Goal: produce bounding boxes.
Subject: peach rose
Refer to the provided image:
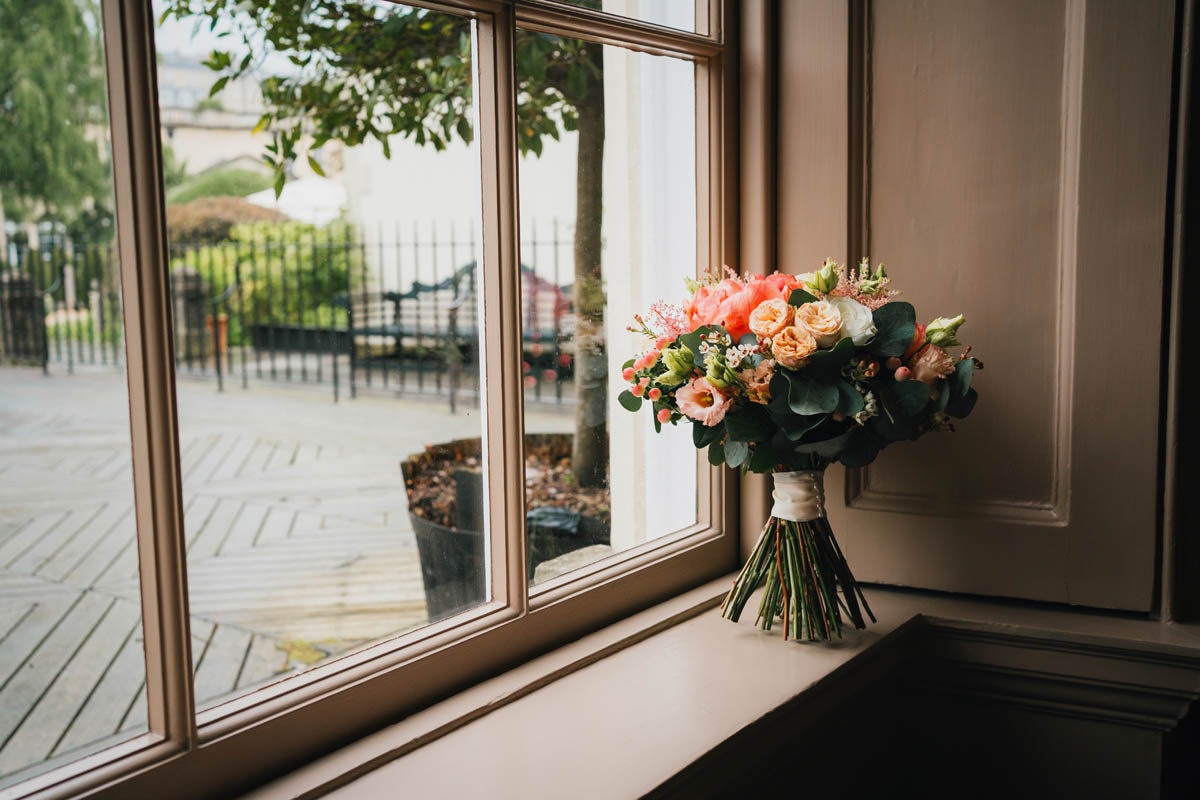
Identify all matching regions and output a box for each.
[908,344,955,385]
[770,326,818,369]
[747,298,794,339]
[675,376,733,426]
[794,300,844,347]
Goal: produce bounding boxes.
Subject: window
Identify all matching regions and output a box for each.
[0,1,733,796]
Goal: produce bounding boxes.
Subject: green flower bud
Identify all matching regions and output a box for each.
[797,258,840,294]
[705,356,739,389]
[858,263,889,295]
[656,344,694,386]
[925,314,966,347]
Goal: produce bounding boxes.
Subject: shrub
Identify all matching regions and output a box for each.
[169,220,361,346]
[166,196,289,243]
[165,167,274,205]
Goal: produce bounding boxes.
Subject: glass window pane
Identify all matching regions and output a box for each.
[516,33,699,584]
[0,1,148,786]
[548,0,698,34]
[152,0,489,711]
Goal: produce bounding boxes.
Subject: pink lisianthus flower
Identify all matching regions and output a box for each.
[908,344,955,385]
[737,359,776,405]
[675,376,733,426]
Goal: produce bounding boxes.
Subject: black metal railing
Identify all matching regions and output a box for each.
[0,220,578,408]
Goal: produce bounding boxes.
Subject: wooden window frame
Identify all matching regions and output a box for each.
[6,1,738,798]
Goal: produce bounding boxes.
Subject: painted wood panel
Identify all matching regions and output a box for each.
[779,0,1175,609]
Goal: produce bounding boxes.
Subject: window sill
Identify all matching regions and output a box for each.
[244,581,1200,799]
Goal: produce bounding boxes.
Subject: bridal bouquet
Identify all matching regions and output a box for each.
[618,259,981,642]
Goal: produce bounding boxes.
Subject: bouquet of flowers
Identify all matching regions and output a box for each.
[618,259,981,642]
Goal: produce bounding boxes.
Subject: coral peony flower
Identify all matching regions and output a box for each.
[685,277,785,340]
[770,326,818,369]
[794,300,844,347]
[908,344,955,385]
[675,377,733,426]
[748,298,794,339]
[763,272,802,294]
[827,296,876,345]
[684,278,743,331]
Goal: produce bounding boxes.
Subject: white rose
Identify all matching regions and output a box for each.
[827,296,876,346]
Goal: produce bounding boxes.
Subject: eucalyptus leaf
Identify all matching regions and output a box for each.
[747,442,777,473]
[835,381,866,417]
[708,440,725,466]
[788,288,819,307]
[786,372,839,415]
[692,420,725,448]
[724,440,750,468]
[884,380,931,419]
[948,357,974,401]
[945,386,978,419]
[724,405,774,443]
[838,428,885,467]
[792,429,854,457]
[871,301,916,357]
[806,337,856,377]
[618,390,642,413]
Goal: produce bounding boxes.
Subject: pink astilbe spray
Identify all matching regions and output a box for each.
[646,301,692,339]
[828,261,898,310]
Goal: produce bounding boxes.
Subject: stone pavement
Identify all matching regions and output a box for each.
[0,366,570,784]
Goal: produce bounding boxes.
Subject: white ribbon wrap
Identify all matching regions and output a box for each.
[770,470,826,522]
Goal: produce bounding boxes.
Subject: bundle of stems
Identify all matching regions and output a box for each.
[721,512,876,642]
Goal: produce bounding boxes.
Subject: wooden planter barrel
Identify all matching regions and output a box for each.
[402,434,609,622]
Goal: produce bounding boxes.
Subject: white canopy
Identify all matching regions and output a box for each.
[245,176,348,226]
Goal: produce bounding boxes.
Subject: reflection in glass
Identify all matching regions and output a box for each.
[152,0,488,710]
[552,0,697,34]
[0,0,148,785]
[516,33,699,584]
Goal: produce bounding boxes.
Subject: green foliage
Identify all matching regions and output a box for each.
[870,301,917,357]
[166,167,275,205]
[160,1,604,192]
[617,390,641,412]
[170,220,358,345]
[0,0,111,224]
[162,146,190,191]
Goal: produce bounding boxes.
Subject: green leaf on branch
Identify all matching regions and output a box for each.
[884,380,931,419]
[724,405,774,443]
[945,387,978,419]
[806,337,856,378]
[948,358,974,402]
[835,381,865,417]
[838,428,886,467]
[306,155,326,177]
[724,440,749,468]
[708,440,725,466]
[793,429,854,457]
[788,288,819,307]
[871,301,916,357]
[618,390,642,412]
[747,442,777,473]
[786,372,839,415]
[692,420,725,448]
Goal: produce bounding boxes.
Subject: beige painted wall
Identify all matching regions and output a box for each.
[778,0,1176,610]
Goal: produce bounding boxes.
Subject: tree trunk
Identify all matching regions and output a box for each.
[571,64,607,488]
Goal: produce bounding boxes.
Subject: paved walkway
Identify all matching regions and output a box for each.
[0,366,569,784]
